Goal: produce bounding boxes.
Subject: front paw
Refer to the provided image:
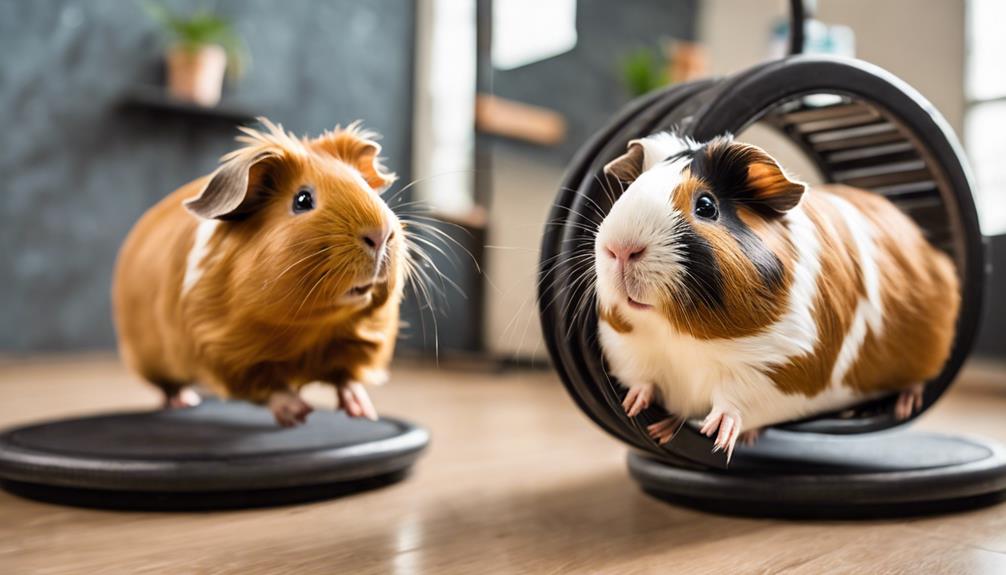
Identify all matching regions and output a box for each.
[647,417,683,445]
[622,383,656,417]
[268,390,313,427]
[337,382,378,421]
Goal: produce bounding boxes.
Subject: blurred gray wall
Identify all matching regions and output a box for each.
[0,0,415,352]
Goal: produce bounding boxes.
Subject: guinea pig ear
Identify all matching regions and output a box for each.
[603,132,699,184]
[353,140,397,191]
[184,149,280,220]
[311,124,397,191]
[603,142,645,183]
[748,155,808,214]
[744,148,807,214]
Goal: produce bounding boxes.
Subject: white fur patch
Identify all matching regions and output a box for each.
[182,218,219,295]
[827,194,884,388]
[629,132,701,172]
[595,156,692,307]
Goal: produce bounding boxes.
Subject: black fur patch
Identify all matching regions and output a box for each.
[686,138,785,290]
[689,138,762,208]
[672,221,725,309]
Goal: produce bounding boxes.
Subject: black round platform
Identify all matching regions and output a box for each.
[629,429,1006,519]
[0,399,429,510]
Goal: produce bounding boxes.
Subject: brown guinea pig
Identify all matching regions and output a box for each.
[113,118,406,426]
[595,132,960,459]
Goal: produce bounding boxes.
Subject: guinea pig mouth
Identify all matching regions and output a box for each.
[626,295,653,311]
[620,278,654,311]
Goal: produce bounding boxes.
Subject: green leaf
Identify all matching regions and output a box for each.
[620,47,669,98]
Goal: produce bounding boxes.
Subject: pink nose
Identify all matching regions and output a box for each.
[361,228,389,254]
[606,243,646,263]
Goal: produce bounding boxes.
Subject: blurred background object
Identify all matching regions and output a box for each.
[143,0,246,106]
[0,0,1002,364]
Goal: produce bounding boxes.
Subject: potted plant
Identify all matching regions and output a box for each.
[620,46,669,98]
[144,2,246,106]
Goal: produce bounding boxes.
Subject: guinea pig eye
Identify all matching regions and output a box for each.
[694,193,718,220]
[292,187,315,213]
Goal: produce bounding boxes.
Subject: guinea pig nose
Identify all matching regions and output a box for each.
[607,243,646,263]
[360,228,389,253]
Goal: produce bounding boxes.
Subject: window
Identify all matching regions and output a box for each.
[965,0,1006,235]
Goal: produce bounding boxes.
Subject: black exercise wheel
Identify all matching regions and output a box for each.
[537,54,1002,517]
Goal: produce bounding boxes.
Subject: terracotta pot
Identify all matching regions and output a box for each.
[166,44,227,106]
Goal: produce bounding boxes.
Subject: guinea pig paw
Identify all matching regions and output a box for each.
[268,391,314,427]
[894,383,925,421]
[700,407,742,462]
[337,382,378,421]
[646,417,683,445]
[622,383,656,417]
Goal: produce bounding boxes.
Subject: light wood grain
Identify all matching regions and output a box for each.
[1,355,1006,574]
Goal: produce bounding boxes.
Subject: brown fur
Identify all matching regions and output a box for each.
[766,185,958,397]
[834,186,959,394]
[768,190,863,396]
[599,305,633,334]
[113,119,405,404]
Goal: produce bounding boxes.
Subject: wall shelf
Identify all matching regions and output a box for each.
[118,85,259,124]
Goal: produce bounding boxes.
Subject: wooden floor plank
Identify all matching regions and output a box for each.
[1,355,1005,574]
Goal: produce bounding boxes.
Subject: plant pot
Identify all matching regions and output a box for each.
[166,43,227,106]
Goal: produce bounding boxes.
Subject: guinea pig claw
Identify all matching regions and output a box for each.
[894,383,925,420]
[338,382,378,421]
[622,383,655,417]
[268,391,313,427]
[646,417,682,445]
[701,407,742,463]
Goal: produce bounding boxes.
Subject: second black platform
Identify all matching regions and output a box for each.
[629,428,1006,519]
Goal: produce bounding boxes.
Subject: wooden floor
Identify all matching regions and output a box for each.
[2,356,1006,574]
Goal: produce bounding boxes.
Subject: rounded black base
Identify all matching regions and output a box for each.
[0,399,429,511]
[628,429,1006,519]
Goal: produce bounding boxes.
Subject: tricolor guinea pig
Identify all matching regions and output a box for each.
[113,118,405,426]
[595,132,960,459]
